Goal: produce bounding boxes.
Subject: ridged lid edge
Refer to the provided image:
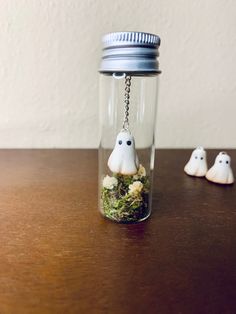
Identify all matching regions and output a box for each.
[102,32,160,48]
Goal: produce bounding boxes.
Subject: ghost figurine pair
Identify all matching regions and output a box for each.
[108,130,139,175]
[184,147,234,185]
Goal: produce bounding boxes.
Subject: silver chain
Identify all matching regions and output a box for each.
[122,75,131,131]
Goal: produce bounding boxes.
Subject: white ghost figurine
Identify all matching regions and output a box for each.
[206,152,234,184]
[184,147,208,177]
[108,131,139,175]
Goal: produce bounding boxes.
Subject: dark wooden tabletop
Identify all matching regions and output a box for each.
[0,149,235,314]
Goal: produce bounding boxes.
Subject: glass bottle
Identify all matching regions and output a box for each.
[98,32,161,223]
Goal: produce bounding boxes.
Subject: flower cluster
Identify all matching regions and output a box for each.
[133,164,146,180]
[102,175,118,190]
[128,181,143,195]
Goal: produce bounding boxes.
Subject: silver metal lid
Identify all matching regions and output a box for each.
[99,31,161,75]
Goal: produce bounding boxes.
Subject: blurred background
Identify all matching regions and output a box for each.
[0,0,235,148]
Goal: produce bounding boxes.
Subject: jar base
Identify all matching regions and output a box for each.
[100,210,151,224]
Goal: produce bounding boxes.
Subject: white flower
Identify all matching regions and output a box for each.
[103,175,118,190]
[138,164,146,177]
[128,181,143,195]
[133,164,146,180]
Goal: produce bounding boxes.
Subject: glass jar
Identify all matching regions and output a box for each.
[98,32,161,223]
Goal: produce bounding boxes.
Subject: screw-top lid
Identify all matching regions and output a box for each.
[99,31,161,75]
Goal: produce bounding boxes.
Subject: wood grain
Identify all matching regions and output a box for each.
[0,149,235,314]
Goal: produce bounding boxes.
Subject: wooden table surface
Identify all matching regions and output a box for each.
[0,149,235,314]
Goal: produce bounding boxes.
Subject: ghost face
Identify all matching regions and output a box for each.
[184,147,208,177]
[108,131,139,175]
[206,152,234,184]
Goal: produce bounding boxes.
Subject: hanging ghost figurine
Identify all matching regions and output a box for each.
[184,147,208,177]
[206,152,234,184]
[108,130,139,175]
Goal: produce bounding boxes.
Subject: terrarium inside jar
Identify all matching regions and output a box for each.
[98,32,161,223]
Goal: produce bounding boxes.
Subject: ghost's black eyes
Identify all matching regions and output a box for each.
[219,160,222,163]
[195,156,198,159]
[226,161,229,164]
[201,157,203,160]
[118,140,122,145]
[127,140,132,146]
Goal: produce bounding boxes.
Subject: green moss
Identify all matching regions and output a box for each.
[101,171,150,223]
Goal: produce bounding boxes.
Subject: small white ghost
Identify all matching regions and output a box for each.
[206,152,234,184]
[184,147,208,177]
[108,131,139,175]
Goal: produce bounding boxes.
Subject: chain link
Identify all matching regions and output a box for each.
[122,75,131,131]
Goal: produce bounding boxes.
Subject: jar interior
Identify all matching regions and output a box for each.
[99,73,158,223]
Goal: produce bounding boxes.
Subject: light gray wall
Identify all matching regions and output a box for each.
[0,0,235,148]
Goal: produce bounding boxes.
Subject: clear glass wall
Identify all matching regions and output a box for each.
[98,73,159,223]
